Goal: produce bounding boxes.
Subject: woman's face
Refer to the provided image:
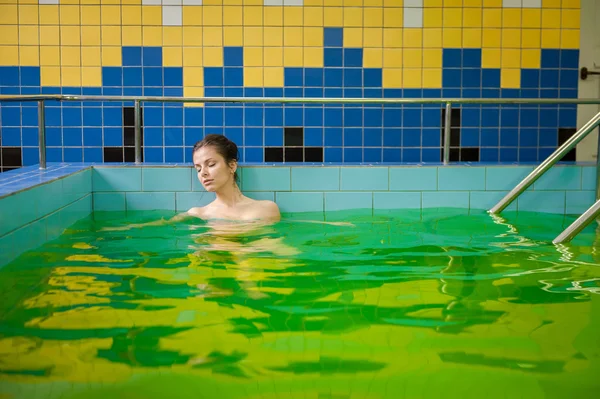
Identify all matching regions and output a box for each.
[193,146,236,192]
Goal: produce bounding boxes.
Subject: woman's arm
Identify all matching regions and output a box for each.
[100,211,195,231]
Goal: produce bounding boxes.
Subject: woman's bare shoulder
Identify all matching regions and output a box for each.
[252,200,280,221]
[188,205,210,219]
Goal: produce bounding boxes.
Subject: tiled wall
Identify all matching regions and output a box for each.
[0,0,582,170]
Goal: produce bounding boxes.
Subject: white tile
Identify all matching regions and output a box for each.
[264,0,284,5]
[38,0,59,4]
[284,0,304,5]
[522,0,542,7]
[404,0,423,7]
[183,0,203,5]
[163,5,182,26]
[403,7,423,28]
[163,0,182,5]
[142,0,162,5]
[503,0,522,7]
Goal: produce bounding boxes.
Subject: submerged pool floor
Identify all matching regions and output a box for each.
[0,210,599,398]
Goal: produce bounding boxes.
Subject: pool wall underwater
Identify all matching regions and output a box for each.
[0,162,597,267]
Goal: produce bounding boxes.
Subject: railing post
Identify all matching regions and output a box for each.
[596,123,600,201]
[134,99,142,164]
[443,102,452,165]
[38,100,46,170]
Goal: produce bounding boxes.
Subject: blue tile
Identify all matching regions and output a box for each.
[224,47,243,67]
[20,66,40,86]
[324,127,342,146]
[325,48,343,67]
[123,67,142,86]
[164,67,183,87]
[518,191,565,214]
[422,192,469,209]
[344,148,362,162]
[499,148,518,162]
[364,128,382,146]
[566,191,594,214]
[443,69,461,88]
[284,67,303,86]
[93,168,141,192]
[343,68,362,87]
[560,69,578,89]
[165,147,184,163]
[204,67,224,86]
[443,49,462,68]
[245,127,263,146]
[500,108,518,127]
[165,127,183,145]
[463,49,481,68]
[422,108,441,128]
[205,108,224,126]
[364,108,382,128]
[383,108,402,127]
[1,127,20,146]
[462,108,480,127]
[389,167,437,191]
[343,128,361,146]
[374,192,421,210]
[224,68,243,86]
[519,108,539,128]
[364,68,382,87]
[364,148,382,162]
[142,47,162,66]
[0,67,19,86]
[242,167,290,191]
[324,69,343,87]
[535,166,581,190]
[126,192,175,211]
[461,128,479,146]
[541,49,560,68]
[83,147,102,162]
[1,107,20,126]
[481,108,499,127]
[62,107,82,126]
[63,127,83,146]
[521,69,539,88]
[305,127,323,146]
[325,147,342,162]
[245,107,263,127]
[560,49,579,69]
[582,167,596,190]
[383,148,401,162]
[402,108,421,127]
[438,168,485,191]
[463,69,481,88]
[122,46,142,66]
[538,128,557,147]
[343,108,362,127]
[93,192,126,211]
[263,127,282,146]
[82,107,102,127]
[104,127,123,146]
[402,148,420,162]
[519,128,538,147]
[558,106,576,127]
[324,107,343,127]
[344,48,363,67]
[485,166,534,190]
[184,108,203,126]
[276,192,324,213]
[325,192,372,211]
[519,148,537,162]
[324,27,343,47]
[541,69,559,88]
[341,167,388,191]
[304,68,323,87]
[403,128,420,147]
[22,147,39,165]
[284,107,303,125]
[224,107,243,126]
[469,191,516,211]
[500,128,518,146]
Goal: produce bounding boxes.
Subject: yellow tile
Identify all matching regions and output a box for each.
[183,27,202,46]
[501,69,520,89]
[364,48,383,67]
[82,26,101,46]
[383,28,402,48]
[483,0,502,5]
[383,69,402,88]
[183,6,203,26]
[0,6,16,25]
[403,49,422,68]
[422,69,442,88]
[561,29,579,49]
[343,7,362,27]
[81,47,101,66]
[324,0,343,4]
[403,69,422,89]
[183,47,203,66]
[444,0,462,6]
[463,28,482,48]
[464,0,483,5]
[502,9,521,28]
[298,27,319,47]
[143,26,162,46]
[443,8,462,28]
[501,49,520,68]
[264,47,283,66]
[463,8,482,28]
[61,46,80,67]
[163,47,182,66]
[183,87,204,107]
[122,5,142,25]
[59,5,79,25]
[306,0,325,5]
[522,9,541,29]
[364,7,383,27]
[383,7,402,27]
[19,26,39,46]
[542,0,561,6]
[404,29,423,47]
[244,6,263,26]
[263,67,283,87]
[0,26,18,46]
[562,0,580,8]
[482,9,501,28]
[18,5,39,25]
[502,29,521,48]
[40,46,60,66]
[561,9,580,29]
[184,66,204,86]
[304,47,323,67]
[62,67,81,86]
[284,47,303,67]
[324,7,342,26]
[224,6,242,25]
[541,9,560,29]
[344,0,362,5]
[101,46,121,66]
[284,27,303,46]
[542,29,560,48]
[101,5,121,25]
[521,49,541,68]
[244,47,263,67]
[243,27,263,46]
[41,66,61,86]
[81,67,101,86]
[0,46,18,66]
[19,46,39,66]
[244,67,263,86]
[423,49,442,67]
[204,27,223,46]
[203,6,223,26]
[142,6,162,25]
[423,28,442,48]
[304,7,323,27]
[264,27,283,46]
[122,26,142,46]
[39,5,59,25]
[61,26,81,46]
[81,6,101,25]
[205,0,226,5]
[481,48,501,68]
[163,27,182,46]
[423,0,443,5]
[203,47,223,66]
[482,28,501,47]
[364,28,383,47]
[264,6,283,26]
[285,7,303,26]
[344,27,363,47]
[423,8,442,28]
[224,27,243,46]
[383,48,402,67]
[521,30,540,48]
[442,28,461,48]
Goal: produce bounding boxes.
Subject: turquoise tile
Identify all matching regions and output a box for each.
[191,168,244,191]
[340,167,388,191]
[581,167,596,190]
[242,167,290,191]
[11,219,46,257]
[325,192,372,211]
[45,210,63,242]
[469,191,517,211]
[438,168,485,191]
[566,191,595,215]
[245,192,275,201]
[374,192,421,209]
[142,167,192,192]
[485,166,535,191]
[518,191,565,214]
[0,193,21,236]
[422,192,469,208]
[292,167,340,191]
[36,180,66,217]
[276,192,324,213]
[93,167,142,192]
[176,192,216,212]
[534,166,581,191]
[0,233,14,267]
[62,169,92,204]
[62,195,92,227]
[126,192,176,211]
[389,167,437,191]
[93,193,126,211]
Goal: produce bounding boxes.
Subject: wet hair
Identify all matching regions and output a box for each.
[192,134,239,182]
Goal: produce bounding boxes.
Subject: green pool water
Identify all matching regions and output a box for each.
[0,209,599,399]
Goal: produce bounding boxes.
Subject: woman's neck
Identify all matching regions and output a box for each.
[215,182,244,208]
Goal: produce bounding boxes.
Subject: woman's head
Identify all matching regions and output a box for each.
[192,134,239,192]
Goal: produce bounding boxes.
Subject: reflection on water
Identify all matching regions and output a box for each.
[0,210,599,398]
